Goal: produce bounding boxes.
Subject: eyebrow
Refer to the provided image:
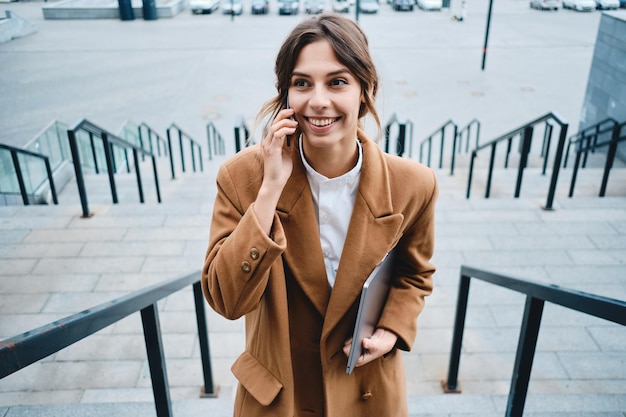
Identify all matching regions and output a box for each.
[291,69,351,78]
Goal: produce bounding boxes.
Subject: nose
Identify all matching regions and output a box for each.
[309,86,330,109]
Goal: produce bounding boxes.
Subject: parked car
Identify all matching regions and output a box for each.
[221,0,244,14]
[305,0,325,13]
[251,0,270,13]
[594,0,619,8]
[529,0,559,9]
[358,0,379,13]
[332,0,350,12]
[190,0,220,13]
[562,0,595,10]
[392,0,414,11]
[416,0,442,10]
[278,0,300,13]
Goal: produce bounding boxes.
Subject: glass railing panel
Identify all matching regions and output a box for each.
[0,148,20,193]
[24,121,70,173]
[17,152,47,193]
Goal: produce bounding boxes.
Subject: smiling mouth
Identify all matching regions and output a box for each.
[306,117,340,127]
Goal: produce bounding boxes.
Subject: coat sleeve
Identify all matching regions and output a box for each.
[377,167,438,351]
[201,163,287,320]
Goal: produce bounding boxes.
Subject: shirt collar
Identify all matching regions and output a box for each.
[299,136,363,187]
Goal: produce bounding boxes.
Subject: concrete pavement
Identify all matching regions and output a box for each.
[0,1,625,415]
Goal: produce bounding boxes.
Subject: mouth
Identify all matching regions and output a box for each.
[305,116,341,128]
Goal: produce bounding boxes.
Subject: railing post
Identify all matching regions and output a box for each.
[10,150,29,206]
[450,125,458,176]
[506,296,544,417]
[179,129,186,173]
[133,149,145,203]
[193,282,216,396]
[67,129,91,218]
[544,122,568,210]
[438,125,445,169]
[166,129,175,180]
[514,126,533,198]
[44,157,59,205]
[206,124,214,161]
[466,151,476,199]
[485,143,497,198]
[89,132,99,174]
[234,123,242,153]
[152,155,162,203]
[442,272,471,393]
[599,125,619,197]
[190,140,196,172]
[541,123,553,175]
[141,303,173,417]
[102,133,119,204]
[397,122,406,157]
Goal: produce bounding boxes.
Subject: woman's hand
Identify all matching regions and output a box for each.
[253,108,298,235]
[343,328,398,369]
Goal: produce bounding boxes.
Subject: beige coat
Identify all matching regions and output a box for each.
[202,131,438,417]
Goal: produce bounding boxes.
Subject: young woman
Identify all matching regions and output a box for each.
[202,13,438,417]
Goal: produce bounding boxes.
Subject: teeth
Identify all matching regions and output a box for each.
[309,118,335,127]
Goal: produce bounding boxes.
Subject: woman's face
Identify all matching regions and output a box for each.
[288,39,363,153]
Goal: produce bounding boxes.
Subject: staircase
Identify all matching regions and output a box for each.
[1,140,625,416]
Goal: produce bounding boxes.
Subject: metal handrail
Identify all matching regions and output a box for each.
[0,271,216,417]
[140,122,169,159]
[383,113,414,157]
[0,143,59,206]
[443,265,626,417]
[206,122,225,159]
[563,117,618,168]
[166,124,204,179]
[67,119,162,218]
[234,115,252,153]
[457,118,481,154]
[466,112,568,210]
[568,120,626,198]
[418,119,458,174]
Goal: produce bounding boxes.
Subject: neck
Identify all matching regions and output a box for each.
[303,140,359,179]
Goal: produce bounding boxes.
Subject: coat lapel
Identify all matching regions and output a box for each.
[277,146,331,317]
[322,134,404,338]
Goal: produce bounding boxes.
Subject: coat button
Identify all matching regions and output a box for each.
[241,261,251,273]
[250,248,259,260]
[361,391,372,400]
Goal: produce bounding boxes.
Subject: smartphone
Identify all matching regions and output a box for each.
[285,96,292,147]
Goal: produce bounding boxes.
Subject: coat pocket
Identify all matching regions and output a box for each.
[231,351,283,406]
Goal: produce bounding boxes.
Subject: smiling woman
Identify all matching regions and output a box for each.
[201,12,438,417]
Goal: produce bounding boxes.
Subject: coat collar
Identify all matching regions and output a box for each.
[277,129,404,334]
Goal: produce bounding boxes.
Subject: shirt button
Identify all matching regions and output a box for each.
[361,391,373,400]
[241,261,251,273]
[250,248,259,260]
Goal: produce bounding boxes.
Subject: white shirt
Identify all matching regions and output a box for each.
[299,138,363,288]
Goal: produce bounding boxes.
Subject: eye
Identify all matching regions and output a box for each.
[292,79,308,88]
[330,78,348,86]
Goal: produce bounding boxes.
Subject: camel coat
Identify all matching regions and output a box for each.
[202,130,438,417]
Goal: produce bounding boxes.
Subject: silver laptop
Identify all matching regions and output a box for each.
[346,249,397,375]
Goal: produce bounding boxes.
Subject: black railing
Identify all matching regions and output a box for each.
[443,265,626,417]
[568,120,625,197]
[419,119,458,174]
[0,271,216,417]
[234,116,251,153]
[67,119,162,218]
[140,122,169,159]
[0,143,59,206]
[166,124,204,179]
[384,113,413,157]
[466,112,568,210]
[206,122,225,160]
[457,118,481,154]
[563,118,617,169]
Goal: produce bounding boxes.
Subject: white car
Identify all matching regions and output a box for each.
[562,0,595,10]
[594,0,619,8]
[332,0,350,11]
[221,0,244,14]
[529,0,559,9]
[190,0,220,13]
[417,0,442,9]
[358,0,380,13]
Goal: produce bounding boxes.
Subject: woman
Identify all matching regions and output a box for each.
[202,13,438,417]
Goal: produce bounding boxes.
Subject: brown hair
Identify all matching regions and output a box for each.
[256,13,381,138]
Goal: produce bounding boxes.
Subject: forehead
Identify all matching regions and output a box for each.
[293,39,348,75]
